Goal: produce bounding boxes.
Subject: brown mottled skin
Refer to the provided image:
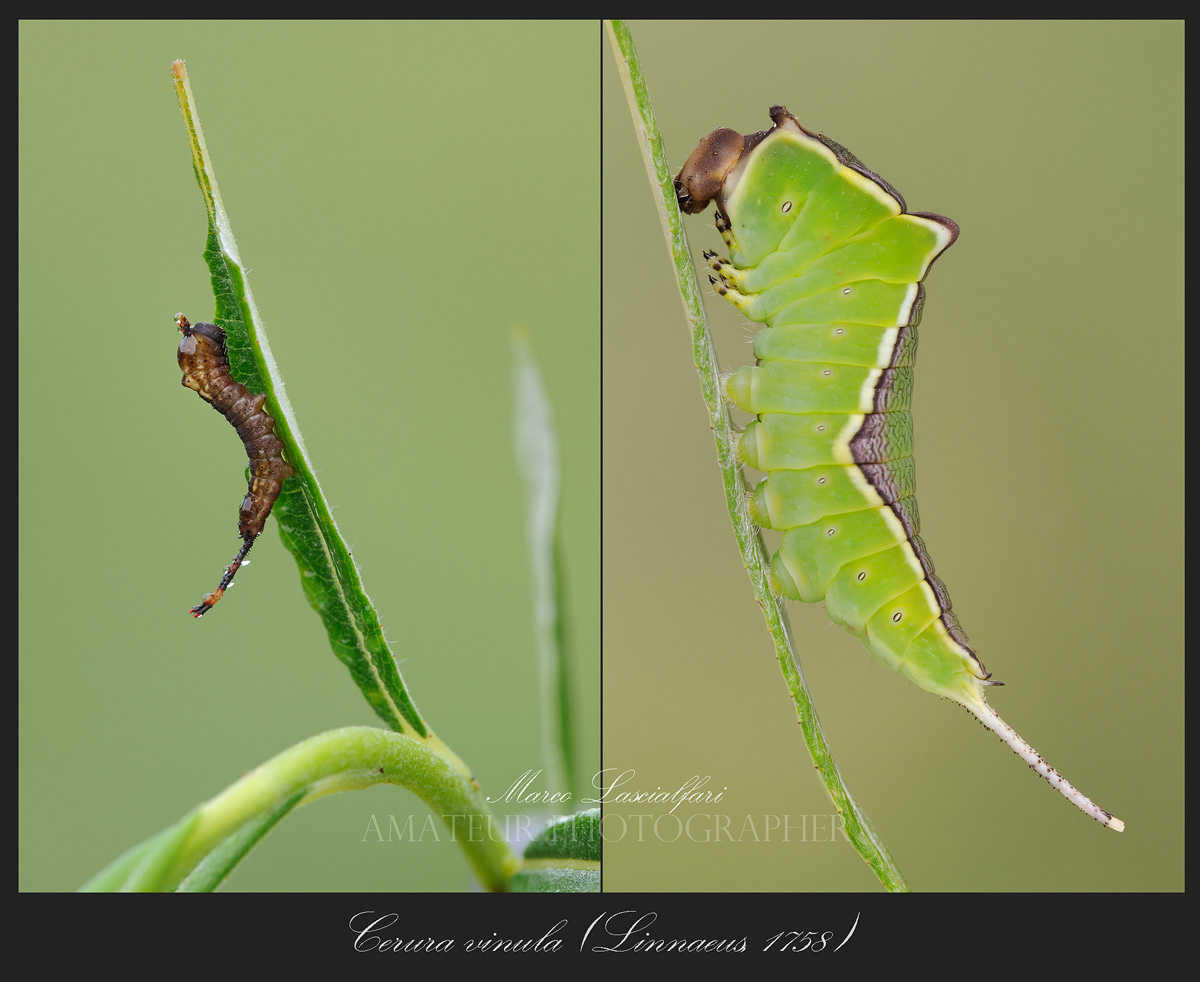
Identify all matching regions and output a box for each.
[176,314,294,615]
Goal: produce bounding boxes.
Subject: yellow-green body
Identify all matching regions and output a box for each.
[679,105,980,706]
[674,106,1123,830]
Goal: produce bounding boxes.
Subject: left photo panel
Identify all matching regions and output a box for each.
[19,21,599,892]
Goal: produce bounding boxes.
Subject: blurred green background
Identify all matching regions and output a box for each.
[19,20,1183,897]
[19,21,598,890]
[604,20,1182,891]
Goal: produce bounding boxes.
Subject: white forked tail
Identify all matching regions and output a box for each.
[965,696,1124,831]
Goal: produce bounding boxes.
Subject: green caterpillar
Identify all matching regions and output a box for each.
[675,105,1122,831]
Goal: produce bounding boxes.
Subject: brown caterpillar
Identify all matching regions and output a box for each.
[176,313,294,617]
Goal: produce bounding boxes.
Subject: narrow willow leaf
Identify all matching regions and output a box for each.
[509,809,600,893]
[511,327,573,795]
[605,20,909,892]
[521,808,600,862]
[176,790,307,893]
[170,60,471,770]
[78,811,203,893]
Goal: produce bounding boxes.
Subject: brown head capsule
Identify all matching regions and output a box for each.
[674,126,746,214]
[176,312,295,617]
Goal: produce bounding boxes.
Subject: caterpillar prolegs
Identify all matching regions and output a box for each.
[675,106,1123,831]
[175,313,294,617]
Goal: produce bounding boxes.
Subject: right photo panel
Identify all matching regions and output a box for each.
[602,20,1181,892]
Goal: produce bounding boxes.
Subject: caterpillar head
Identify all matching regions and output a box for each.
[674,126,745,214]
[176,313,229,396]
[176,312,225,347]
[676,107,817,216]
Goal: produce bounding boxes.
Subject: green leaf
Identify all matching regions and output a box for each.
[510,809,600,892]
[170,60,465,764]
[156,62,522,889]
[508,867,600,893]
[176,791,306,893]
[522,808,600,862]
[78,810,203,892]
[511,328,574,794]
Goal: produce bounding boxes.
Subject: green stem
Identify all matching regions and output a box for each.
[83,727,521,892]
